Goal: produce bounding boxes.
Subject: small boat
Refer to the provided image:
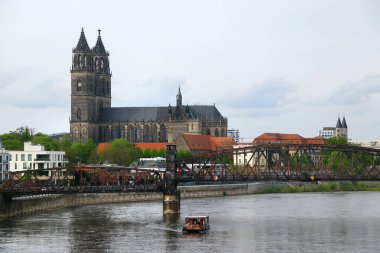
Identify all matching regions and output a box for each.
[182,216,210,234]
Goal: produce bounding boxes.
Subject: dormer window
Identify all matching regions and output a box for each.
[77,81,82,92]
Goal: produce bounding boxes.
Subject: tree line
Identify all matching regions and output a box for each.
[0,126,192,167]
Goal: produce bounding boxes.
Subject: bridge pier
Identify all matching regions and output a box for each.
[163,190,180,214]
[163,144,180,214]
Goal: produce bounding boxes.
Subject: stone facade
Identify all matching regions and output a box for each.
[70,29,228,143]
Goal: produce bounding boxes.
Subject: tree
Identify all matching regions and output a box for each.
[326,137,348,146]
[10,126,35,142]
[70,139,97,165]
[58,134,73,152]
[0,133,23,150]
[102,139,141,166]
[177,149,192,158]
[31,134,58,151]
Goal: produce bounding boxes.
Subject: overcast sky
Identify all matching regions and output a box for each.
[0,0,379,140]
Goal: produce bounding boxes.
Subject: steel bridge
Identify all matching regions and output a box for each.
[1,144,380,197]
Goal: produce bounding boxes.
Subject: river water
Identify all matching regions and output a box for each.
[1,192,380,253]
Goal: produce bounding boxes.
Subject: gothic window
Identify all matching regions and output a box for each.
[77,81,82,92]
[136,125,142,142]
[100,58,104,70]
[152,124,158,142]
[77,54,82,67]
[95,57,99,70]
[77,108,81,120]
[84,55,87,67]
[206,128,211,135]
[143,124,151,142]
[221,129,225,137]
[127,125,135,142]
[214,128,219,137]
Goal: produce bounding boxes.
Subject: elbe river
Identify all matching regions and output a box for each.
[1,192,380,252]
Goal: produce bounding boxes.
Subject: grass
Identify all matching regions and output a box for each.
[255,181,380,194]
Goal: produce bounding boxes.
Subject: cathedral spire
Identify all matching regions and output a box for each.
[176,86,182,106]
[342,116,347,128]
[74,27,90,52]
[93,28,107,55]
[336,116,342,128]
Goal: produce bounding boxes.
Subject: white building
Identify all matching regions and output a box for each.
[8,142,68,176]
[319,127,336,139]
[0,139,10,181]
[318,116,348,139]
[350,140,380,150]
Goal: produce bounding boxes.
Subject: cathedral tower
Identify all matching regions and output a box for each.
[70,28,111,143]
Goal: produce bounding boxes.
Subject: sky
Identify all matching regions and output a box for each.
[0,0,379,141]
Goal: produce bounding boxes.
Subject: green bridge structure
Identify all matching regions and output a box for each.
[1,143,380,214]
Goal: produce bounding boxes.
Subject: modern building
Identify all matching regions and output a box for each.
[318,127,336,139]
[70,29,228,144]
[227,129,240,143]
[319,116,348,139]
[0,139,10,181]
[8,142,68,177]
[350,140,380,150]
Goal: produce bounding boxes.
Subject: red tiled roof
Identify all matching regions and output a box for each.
[134,142,168,151]
[254,133,305,144]
[182,134,235,151]
[254,133,326,145]
[305,137,326,145]
[182,135,211,150]
[209,137,235,151]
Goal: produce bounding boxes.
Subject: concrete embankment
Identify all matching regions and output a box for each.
[0,182,275,218]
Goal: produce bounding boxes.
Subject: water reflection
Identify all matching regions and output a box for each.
[1,192,380,252]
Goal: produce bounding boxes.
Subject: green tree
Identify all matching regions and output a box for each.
[102,139,141,166]
[177,149,192,158]
[326,137,348,146]
[11,126,35,142]
[0,133,23,150]
[31,134,58,151]
[58,134,73,152]
[70,139,97,165]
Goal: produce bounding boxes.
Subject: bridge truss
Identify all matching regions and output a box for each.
[177,144,380,182]
[2,144,380,196]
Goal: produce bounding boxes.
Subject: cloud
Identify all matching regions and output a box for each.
[329,75,380,105]
[113,76,186,107]
[0,68,69,108]
[221,79,298,109]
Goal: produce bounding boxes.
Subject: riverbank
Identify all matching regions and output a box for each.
[2,181,380,218]
[255,181,380,194]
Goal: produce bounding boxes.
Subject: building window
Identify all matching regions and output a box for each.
[21,154,25,161]
[77,81,82,92]
[77,108,81,120]
[15,163,17,170]
[28,154,32,161]
[16,154,18,161]
[23,162,27,170]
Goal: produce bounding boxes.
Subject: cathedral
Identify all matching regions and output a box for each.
[70,29,228,143]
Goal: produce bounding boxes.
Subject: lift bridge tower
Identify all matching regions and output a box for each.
[163,144,180,214]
